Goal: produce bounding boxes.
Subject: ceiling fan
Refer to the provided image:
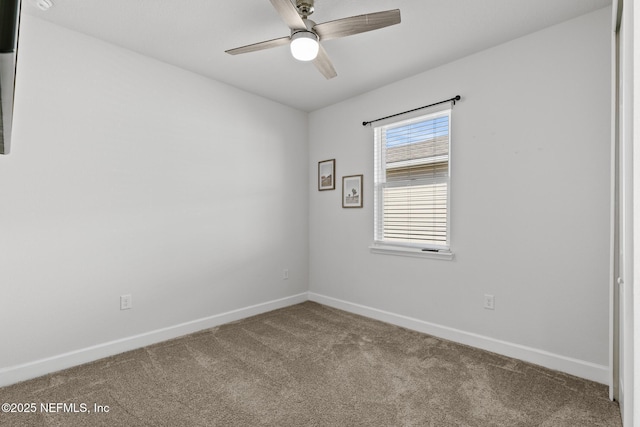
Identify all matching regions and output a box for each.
[225,0,401,80]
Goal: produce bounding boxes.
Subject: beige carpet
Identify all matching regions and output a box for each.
[0,302,621,426]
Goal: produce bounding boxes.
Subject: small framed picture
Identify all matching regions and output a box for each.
[318,159,336,191]
[342,175,363,208]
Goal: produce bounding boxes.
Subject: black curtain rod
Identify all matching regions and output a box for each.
[362,95,461,127]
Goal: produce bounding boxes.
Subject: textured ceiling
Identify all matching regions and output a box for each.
[22,0,611,112]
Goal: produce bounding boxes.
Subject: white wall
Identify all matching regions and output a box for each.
[0,16,309,383]
[309,8,612,381]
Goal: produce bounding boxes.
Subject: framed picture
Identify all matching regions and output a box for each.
[318,159,336,191]
[342,175,363,208]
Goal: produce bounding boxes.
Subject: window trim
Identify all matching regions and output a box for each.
[372,109,453,257]
[369,243,454,260]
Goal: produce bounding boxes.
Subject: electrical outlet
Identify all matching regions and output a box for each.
[120,294,132,310]
[283,269,289,280]
[484,294,495,310]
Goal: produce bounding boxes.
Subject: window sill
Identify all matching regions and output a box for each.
[369,244,454,260]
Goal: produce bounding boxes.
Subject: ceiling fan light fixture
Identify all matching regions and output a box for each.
[290,31,319,61]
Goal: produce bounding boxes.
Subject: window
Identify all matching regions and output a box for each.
[373,110,451,254]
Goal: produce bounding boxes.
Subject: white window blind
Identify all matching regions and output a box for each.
[374,110,451,250]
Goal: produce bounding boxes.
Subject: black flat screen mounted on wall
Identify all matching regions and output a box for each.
[0,0,21,155]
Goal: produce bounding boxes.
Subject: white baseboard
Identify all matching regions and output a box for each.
[0,293,308,387]
[308,292,610,385]
[1,291,610,387]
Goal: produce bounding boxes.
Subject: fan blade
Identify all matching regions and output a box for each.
[225,36,290,55]
[314,9,401,41]
[269,0,306,30]
[313,44,337,80]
